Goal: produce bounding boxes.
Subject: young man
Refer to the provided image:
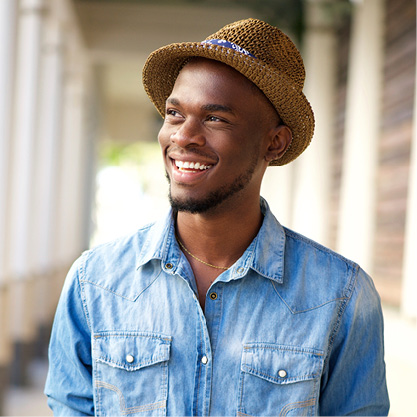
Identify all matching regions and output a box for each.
[45,18,389,416]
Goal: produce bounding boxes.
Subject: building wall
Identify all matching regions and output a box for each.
[374,0,416,305]
[331,0,416,307]
[330,12,351,252]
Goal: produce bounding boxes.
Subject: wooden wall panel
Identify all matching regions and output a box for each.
[374,0,415,306]
[329,16,351,251]
[331,0,415,306]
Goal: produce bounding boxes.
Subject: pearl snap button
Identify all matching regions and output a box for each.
[209,292,218,300]
[237,267,245,274]
[126,354,134,363]
[165,263,173,269]
[201,356,208,365]
[278,369,287,378]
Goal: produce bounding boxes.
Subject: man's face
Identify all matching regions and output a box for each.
[158,58,280,214]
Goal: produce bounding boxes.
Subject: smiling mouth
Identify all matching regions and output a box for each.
[174,160,213,172]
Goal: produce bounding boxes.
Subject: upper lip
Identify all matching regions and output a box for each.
[168,151,218,167]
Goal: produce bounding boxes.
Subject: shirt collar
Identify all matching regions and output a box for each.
[135,209,179,271]
[230,198,285,284]
[136,198,286,284]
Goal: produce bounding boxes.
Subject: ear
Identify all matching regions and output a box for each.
[264,125,292,163]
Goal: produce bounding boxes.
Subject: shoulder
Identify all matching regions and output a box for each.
[283,227,358,277]
[69,221,162,297]
[279,227,368,313]
[83,221,157,267]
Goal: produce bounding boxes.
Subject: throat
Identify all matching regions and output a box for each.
[176,235,230,271]
[192,264,224,311]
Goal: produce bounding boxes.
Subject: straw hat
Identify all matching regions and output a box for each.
[142,18,315,166]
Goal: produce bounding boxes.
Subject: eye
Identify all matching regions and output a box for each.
[166,109,181,118]
[165,109,184,124]
[206,115,225,123]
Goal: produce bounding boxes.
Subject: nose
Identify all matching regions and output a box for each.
[170,118,206,148]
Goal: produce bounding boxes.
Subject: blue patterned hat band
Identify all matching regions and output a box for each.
[201,39,257,59]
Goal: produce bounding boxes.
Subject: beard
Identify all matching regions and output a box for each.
[166,152,259,214]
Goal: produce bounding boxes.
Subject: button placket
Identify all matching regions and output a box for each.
[194,304,213,416]
[209,292,218,300]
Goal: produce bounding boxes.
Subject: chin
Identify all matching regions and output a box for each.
[167,163,258,214]
[169,193,221,214]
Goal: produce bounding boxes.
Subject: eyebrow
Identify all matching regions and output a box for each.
[201,103,234,113]
[166,98,234,114]
[166,97,180,106]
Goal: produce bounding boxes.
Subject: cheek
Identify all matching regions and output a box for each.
[240,132,264,158]
[158,125,170,148]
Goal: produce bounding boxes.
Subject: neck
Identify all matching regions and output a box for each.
[175,197,263,268]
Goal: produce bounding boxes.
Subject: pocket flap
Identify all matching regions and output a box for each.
[93,331,171,371]
[241,343,323,384]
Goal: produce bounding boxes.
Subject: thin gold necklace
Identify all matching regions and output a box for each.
[176,236,229,270]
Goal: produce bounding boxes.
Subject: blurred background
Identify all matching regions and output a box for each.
[0,0,416,415]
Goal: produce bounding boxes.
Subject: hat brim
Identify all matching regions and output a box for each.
[142,41,315,166]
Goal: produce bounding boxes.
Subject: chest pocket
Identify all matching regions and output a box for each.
[93,331,171,417]
[238,343,323,417]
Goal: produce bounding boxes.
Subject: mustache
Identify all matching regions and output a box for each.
[167,146,218,161]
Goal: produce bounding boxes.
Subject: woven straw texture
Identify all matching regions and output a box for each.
[142,18,315,166]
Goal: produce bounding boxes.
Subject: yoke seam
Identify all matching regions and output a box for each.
[323,263,359,373]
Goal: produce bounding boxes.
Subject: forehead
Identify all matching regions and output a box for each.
[173,59,254,95]
[169,58,271,111]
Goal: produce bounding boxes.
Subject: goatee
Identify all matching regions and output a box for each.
[166,155,258,214]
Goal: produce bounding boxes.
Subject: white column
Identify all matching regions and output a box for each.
[32,16,66,332]
[0,0,18,281]
[401,67,417,319]
[9,0,46,280]
[8,0,46,351]
[33,19,64,275]
[0,0,18,370]
[336,0,384,272]
[291,0,337,246]
[56,53,91,268]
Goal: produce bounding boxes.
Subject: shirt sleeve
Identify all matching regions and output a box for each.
[319,267,390,416]
[44,254,95,416]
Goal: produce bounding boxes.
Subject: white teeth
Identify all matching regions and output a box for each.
[175,160,212,171]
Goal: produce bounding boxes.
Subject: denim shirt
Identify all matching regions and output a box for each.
[45,199,389,416]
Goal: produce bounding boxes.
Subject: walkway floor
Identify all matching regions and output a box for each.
[3,360,51,416]
[2,305,416,416]
[383,306,417,416]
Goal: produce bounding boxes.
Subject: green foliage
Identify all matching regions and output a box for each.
[99,141,161,168]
